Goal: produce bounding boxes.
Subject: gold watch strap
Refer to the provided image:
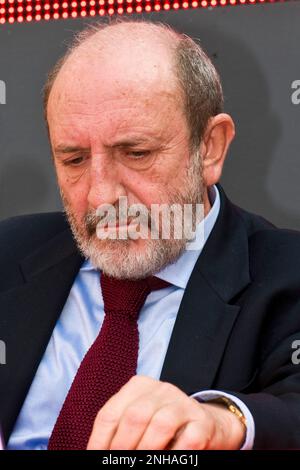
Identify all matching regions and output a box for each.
[209,396,247,427]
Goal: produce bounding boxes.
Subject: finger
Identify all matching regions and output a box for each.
[169,420,212,450]
[135,400,194,450]
[87,375,158,450]
[108,396,161,450]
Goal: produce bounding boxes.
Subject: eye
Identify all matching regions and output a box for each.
[127,150,151,159]
[63,156,86,166]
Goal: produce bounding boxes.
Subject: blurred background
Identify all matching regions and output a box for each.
[0,2,300,228]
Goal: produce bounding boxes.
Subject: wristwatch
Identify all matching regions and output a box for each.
[209,396,247,428]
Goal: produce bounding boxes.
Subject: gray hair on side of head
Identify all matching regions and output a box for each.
[43,18,224,152]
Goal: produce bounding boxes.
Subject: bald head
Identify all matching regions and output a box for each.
[73,20,180,57]
[48,22,182,125]
[44,19,223,151]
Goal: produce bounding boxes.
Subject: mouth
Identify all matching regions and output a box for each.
[103,219,140,228]
[95,218,151,241]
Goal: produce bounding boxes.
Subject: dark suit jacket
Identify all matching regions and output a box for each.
[1,186,300,449]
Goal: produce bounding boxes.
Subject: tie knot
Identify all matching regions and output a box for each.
[100,274,170,320]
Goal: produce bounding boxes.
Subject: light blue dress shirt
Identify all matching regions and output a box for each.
[7,186,254,450]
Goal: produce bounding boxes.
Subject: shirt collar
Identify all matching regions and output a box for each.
[81,185,221,290]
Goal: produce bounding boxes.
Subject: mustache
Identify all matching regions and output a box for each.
[84,203,152,237]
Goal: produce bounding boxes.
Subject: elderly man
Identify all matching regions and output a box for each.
[1,19,300,451]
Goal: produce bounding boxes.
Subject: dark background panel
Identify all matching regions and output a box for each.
[0,3,300,228]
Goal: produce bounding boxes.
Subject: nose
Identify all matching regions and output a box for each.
[87,153,126,210]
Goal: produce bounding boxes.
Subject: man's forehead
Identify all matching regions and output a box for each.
[48,77,186,150]
[54,64,174,104]
[48,60,182,130]
[49,92,184,151]
[48,86,181,125]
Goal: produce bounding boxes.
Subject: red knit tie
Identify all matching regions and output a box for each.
[48,273,170,450]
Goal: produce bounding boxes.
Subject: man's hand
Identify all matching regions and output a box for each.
[87,376,246,450]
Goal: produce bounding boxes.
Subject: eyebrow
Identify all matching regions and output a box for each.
[54,138,153,156]
[111,138,152,148]
[53,146,90,155]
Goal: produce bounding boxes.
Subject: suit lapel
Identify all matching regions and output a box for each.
[0,228,83,442]
[160,186,251,394]
[159,274,241,394]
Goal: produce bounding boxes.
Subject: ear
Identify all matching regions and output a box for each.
[200,113,235,187]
